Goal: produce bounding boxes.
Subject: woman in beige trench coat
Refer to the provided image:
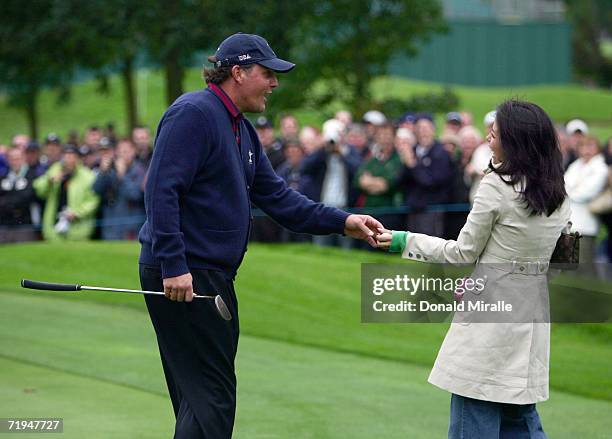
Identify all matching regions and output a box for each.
[377,100,570,438]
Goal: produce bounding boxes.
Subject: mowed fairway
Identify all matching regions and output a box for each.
[0,242,611,438]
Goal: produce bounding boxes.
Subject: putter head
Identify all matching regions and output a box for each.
[214,295,232,321]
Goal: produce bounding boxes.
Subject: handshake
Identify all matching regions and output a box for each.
[342,214,394,250]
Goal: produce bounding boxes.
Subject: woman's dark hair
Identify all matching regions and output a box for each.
[493,99,567,216]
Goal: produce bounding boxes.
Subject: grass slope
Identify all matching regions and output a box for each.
[0,68,610,144]
[0,241,610,402]
[1,283,611,438]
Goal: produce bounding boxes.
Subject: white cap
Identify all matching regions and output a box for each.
[484,111,496,127]
[566,119,589,135]
[362,110,387,126]
[322,119,345,143]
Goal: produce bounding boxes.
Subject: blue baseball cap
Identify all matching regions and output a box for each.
[211,33,295,73]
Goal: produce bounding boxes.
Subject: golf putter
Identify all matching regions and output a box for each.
[21,279,232,321]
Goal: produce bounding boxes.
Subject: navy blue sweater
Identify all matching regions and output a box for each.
[399,141,454,211]
[139,87,348,279]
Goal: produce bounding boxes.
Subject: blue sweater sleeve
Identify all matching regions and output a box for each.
[250,146,348,235]
[145,103,210,278]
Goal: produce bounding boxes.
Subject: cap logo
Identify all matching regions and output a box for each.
[238,54,252,61]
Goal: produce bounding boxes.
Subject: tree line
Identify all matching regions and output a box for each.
[0,0,445,138]
[1,1,608,140]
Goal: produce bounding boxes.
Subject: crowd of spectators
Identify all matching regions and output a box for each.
[1,110,611,265]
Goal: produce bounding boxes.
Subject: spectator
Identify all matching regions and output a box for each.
[25,141,48,177]
[250,116,287,242]
[0,150,8,177]
[599,137,612,262]
[397,112,416,132]
[566,119,588,151]
[460,111,474,127]
[440,133,461,157]
[132,125,152,166]
[0,148,39,243]
[277,140,306,191]
[345,123,371,160]
[93,138,145,240]
[11,134,30,151]
[84,126,102,149]
[564,135,609,268]
[105,122,118,145]
[443,111,463,135]
[79,126,103,169]
[466,112,495,202]
[255,116,285,170]
[443,128,481,239]
[33,145,99,241]
[42,133,63,167]
[79,145,100,170]
[355,122,404,230]
[362,110,387,143]
[67,130,80,146]
[397,116,454,237]
[298,125,323,156]
[90,140,115,238]
[279,113,299,143]
[459,126,484,180]
[250,116,288,242]
[335,110,353,127]
[556,124,575,170]
[276,140,311,242]
[301,119,362,248]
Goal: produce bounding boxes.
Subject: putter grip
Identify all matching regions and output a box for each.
[21,279,81,291]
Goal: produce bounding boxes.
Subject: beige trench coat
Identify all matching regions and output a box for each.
[400,168,570,404]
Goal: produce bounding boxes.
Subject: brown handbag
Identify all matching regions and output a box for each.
[550,222,581,269]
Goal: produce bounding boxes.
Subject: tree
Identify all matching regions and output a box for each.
[565,0,612,86]
[142,0,230,105]
[0,0,124,139]
[97,0,150,132]
[0,1,75,139]
[266,0,446,116]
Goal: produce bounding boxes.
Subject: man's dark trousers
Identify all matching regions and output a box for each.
[139,264,240,439]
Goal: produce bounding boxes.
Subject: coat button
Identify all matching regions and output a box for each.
[416,254,422,259]
[408,252,414,257]
[519,266,525,271]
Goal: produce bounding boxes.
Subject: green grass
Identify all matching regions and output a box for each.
[0,241,610,437]
[0,68,610,145]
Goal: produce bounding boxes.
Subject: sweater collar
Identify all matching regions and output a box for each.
[208,83,242,119]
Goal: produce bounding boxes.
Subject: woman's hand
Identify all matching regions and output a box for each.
[375,227,393,250]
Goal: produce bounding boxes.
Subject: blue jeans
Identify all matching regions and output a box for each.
[449,394,547,439]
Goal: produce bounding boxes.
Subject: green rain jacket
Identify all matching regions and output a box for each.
[33,163,100,240]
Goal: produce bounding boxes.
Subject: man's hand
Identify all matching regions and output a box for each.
[163,272,194,302]
[344,214,384,247]
[397,142,417,168]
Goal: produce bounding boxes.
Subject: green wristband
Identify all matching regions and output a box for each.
[389,231,408,253]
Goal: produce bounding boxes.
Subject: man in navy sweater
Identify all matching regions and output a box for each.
[138,33,382,439]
